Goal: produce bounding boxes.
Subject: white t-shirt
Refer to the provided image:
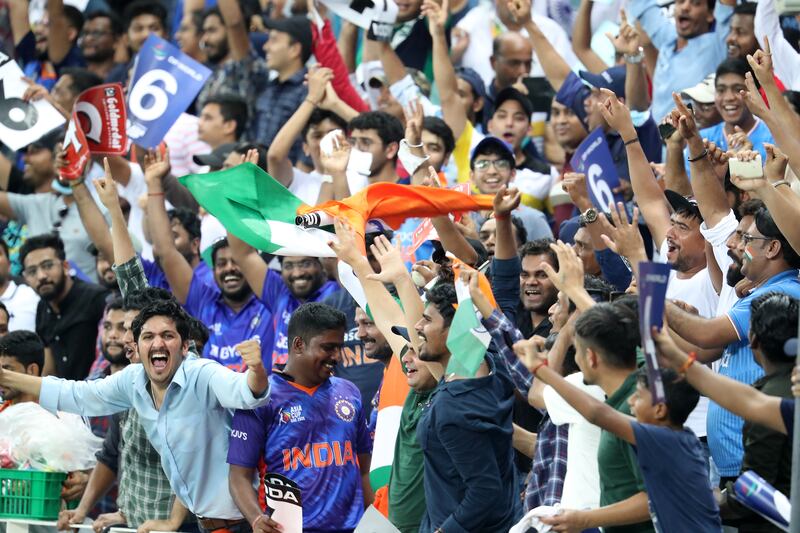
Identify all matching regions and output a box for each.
[456,3,578,87]
[699,210,739,317]
[0,280,40,332]
[543,372,604,510]
[290,168,324,206]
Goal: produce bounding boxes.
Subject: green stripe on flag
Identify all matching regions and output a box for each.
[445,277,490,377]
[178,163,335,257]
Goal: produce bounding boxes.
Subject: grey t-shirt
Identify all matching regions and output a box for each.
[8,192,106,282]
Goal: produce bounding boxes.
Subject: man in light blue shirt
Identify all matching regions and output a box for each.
[0,299,270,527]
[629,0,735,121]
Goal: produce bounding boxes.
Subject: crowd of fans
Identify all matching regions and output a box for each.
[2,0,800,531]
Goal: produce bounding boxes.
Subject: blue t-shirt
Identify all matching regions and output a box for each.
[632,423,722,532]
[259,270,340,367]
[227,374,372,532]
[685,119,775,178]
[708,269,800,476]
[781,399,794,435]
[16,31,85,91]
[142,257,214,293]
[183,271,274,371]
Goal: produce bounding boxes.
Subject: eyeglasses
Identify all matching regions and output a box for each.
[282,259,318,271]
[741,233,773,246]
[23,259,60,278]
[473,159,512,171]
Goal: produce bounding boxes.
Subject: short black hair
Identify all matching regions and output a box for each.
[132,299,191,343]
[470,143,514,170]
[751,291,798,363]
[0,330,45,373]
[303,108,348,139]
[519,238,558,269]
[738,198,765,220]
[349,111,404,149]
[422,117,455,155]
[167,207,202,241]
[783,90,800,115]
[123,1,167,31]
[755,207,800,268]
[575,302,640,369]
[188,316,210,348]
[734,2,757,16]
[424,281,457,328]
[60,67,104,96]
[287,303,346,348]
[210,237,229,265]
[716,57,753,84]
[64,5,85,33]
[105,295,125,314]
[636,367,700,426]
[203,94,249,140]
[19,233,66,267]
[85,10,123,36]
[233,143,268,170]
[201,6,224,26]
[124,287,174,312]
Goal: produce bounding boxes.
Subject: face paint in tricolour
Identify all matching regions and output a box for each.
[745,246,755,262]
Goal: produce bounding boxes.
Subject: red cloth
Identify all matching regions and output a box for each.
[311,20,369,113]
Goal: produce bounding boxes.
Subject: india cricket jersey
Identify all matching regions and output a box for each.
[227,373,373,532]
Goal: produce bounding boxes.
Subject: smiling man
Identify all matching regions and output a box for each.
[227,303,373,532]
[0,299,270,531]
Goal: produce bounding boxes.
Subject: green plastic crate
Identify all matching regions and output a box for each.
[0,469,66,520]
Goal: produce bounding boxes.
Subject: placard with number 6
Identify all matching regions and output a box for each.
[126,34,211,148]
[0,51,66,151]
[570,127,623,212]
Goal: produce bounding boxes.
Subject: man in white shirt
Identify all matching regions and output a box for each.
[0,239,39,333]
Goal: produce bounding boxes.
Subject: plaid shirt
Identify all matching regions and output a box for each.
[482,309,568,511]
[112,256,149,299]
[117,409,175,527]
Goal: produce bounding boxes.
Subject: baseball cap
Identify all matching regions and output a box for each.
[455,67,486,101]
[470,136,515,166]
[664,190,703,222]
[680,74,716,105]
[494,87,533,118]
[193,142,237,169]
[264,16,312,62]
[579,65,626,97]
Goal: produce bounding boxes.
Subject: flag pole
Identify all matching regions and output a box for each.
[790,308,800,532]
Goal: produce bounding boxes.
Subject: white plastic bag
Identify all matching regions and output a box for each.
[0,402,103,472]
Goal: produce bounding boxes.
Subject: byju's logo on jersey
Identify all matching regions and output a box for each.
[278,405,306,424]
[334,398,356,422]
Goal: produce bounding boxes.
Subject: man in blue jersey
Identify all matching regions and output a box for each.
[144,154,273,372]
[229,235,340,368]
[666,206,800,485]
[227,303,373,533]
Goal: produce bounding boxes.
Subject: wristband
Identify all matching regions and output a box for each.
[623,137,640,146]
[252,515,264,529]
[773,180,791,188]
[398,139,430,175]
[678,352,697,374]
[688,149,708,163]
[494,213,510,221]
[531,359,548,375]
[305,98,320,107]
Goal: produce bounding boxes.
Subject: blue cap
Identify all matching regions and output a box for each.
[579,65,626,97]
[455,67,487,101]
[470,136,515,165]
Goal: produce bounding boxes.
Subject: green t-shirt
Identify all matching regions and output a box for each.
[388,388,434,533]
[597,371,655,533]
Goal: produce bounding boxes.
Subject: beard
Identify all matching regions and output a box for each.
[104,346,130,367]
[366,341,393,362]
[38,273,67,301]
[221,282,252,303]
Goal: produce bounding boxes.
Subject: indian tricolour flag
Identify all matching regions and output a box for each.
[369,355,409,490]
[445,276,491,377]
[178,163,335,257]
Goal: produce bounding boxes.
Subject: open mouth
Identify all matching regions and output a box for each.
[150,351,169,371]
[290,277,311,290]
[676,15,692,31]
[222,273,242,288]
[482,176,502,188]
[322,359,337,374]
[501,132,515,143]
[524,288,541,298]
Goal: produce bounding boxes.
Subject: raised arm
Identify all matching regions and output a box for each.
[218,0,252,61]
[572,0,609,74]
[144,149,194,304]
[612,12,651,112]
[227,232,268,302]
[47,0,73,65]
[71,180,114,263]
[493,186,521,261]
[599,89,671,246]
[664,301,739,350]
[94,159,137,267]
[510,0,572,91]
[9,0,29,46]
[754,0,800,87]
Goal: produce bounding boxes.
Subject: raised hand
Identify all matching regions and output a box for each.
[561,172,591,211]
[651,319,690,370]
[404,99,425,147]
[306,67,334,106]
[421,0,448,37]
[705,140,730,181]
[460,269,493,318]
[411,260,439,286]
[367,234,411,285]
[598,88,636,139]
[506,0,532,24]
[540,240,584,294]
[142,147,171,187]
[670,92,700,143]
[243,148,260,167]
[236,338,265,374]
[21,77,50,103]
[746,35,775,89]
[319,81,342,112]
[606,10,641,56]
[493,185,521,217]
[600,202,646,262]
[328,217,364,266]
[93,159,122,210]
[763,142,789,184]
[513,336,547,373]
[726,125,753,153]
[320,130,351,175]
[741,72,770,119]
[421,166,443,188]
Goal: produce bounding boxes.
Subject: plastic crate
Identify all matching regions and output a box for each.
[0,469,66,520]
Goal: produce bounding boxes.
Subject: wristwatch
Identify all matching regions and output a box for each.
[624,46,645,64]
[580,208,599,226]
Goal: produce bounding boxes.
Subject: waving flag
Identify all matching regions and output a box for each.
[369,355,409,491]
[178,163,335,257]
[445,276,491,377]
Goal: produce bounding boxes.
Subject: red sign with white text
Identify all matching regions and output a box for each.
[59,111,90,181]
[75,83,127,155]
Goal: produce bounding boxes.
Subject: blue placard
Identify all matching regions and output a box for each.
[570,127,623,212]
[126,34,211,148]
[638,262,671,404]
[734,471,790,531]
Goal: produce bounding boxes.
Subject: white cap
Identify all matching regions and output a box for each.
[680,73,716,104]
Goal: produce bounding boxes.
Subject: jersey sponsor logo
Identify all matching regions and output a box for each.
[334,398,356,422]
[277,405,305,424]
[231,429,248,441]
[281,440,356,471]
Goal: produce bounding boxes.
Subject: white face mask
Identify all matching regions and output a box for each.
[346,148,373,177]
